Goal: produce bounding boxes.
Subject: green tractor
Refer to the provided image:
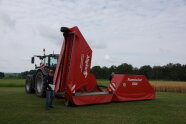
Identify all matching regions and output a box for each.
[25,51,59,97]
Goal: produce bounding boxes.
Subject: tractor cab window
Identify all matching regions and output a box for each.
[50,56,58,67]
[43,57,48,66]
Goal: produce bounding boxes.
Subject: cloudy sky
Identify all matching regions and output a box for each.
[0,0,186,72]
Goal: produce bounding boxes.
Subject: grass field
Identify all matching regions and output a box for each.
[0,79,24,87]
[0,79,186,124]
[0,87,186,124]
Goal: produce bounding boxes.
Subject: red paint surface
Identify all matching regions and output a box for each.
[111,74,155,101]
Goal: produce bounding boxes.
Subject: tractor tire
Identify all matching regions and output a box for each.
[35,71,45,97]
[25,76,35,93]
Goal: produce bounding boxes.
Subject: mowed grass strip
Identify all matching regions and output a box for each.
[0,87,186,124]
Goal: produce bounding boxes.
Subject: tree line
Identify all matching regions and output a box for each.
[0,72,5,79]
[1,63,186,81]
[91,63,186,81]
[17,70,35,79]
[0,70,35,79]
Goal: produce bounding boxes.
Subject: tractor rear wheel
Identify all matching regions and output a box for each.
[25,76,35,93]
[35,71,45,97]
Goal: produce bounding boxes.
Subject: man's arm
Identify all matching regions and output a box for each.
[44,76,52,90]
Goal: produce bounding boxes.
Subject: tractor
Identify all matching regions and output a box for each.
[25,51,59,97]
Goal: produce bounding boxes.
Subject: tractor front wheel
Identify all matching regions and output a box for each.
[35,71,45,97]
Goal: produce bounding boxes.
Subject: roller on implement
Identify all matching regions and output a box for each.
[53,26,155,106]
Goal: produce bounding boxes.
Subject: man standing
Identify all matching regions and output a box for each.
[109,72,115,81]
[44,70,55,110]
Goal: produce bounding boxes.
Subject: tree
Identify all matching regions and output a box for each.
[109,65,117,74]
[91,66,103,79]
[181,64,186,81]
[151,66,163,80]
[101,66,110,79]
[116,63,133,74]
[18,70,35,79]
[132,67,139,75]
[0,72,5,79]
[138,65,152,79]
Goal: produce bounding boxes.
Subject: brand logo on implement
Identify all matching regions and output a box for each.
[83,55,90,78]
[80,54,84,72]
[128,78,142,82]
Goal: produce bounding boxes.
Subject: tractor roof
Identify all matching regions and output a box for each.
[33,54,59,59]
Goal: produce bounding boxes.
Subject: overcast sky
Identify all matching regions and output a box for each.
[0,0,186,72]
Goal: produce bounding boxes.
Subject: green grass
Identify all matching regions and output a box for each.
[1,79,185,88]
[97,79,109,86]
[0,87,186,124]
[0,79,25,87]
[0,79,108,87]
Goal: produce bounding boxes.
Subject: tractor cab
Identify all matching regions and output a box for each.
[31,54,59,70]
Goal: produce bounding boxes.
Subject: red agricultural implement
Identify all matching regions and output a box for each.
[53,26,155,106]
